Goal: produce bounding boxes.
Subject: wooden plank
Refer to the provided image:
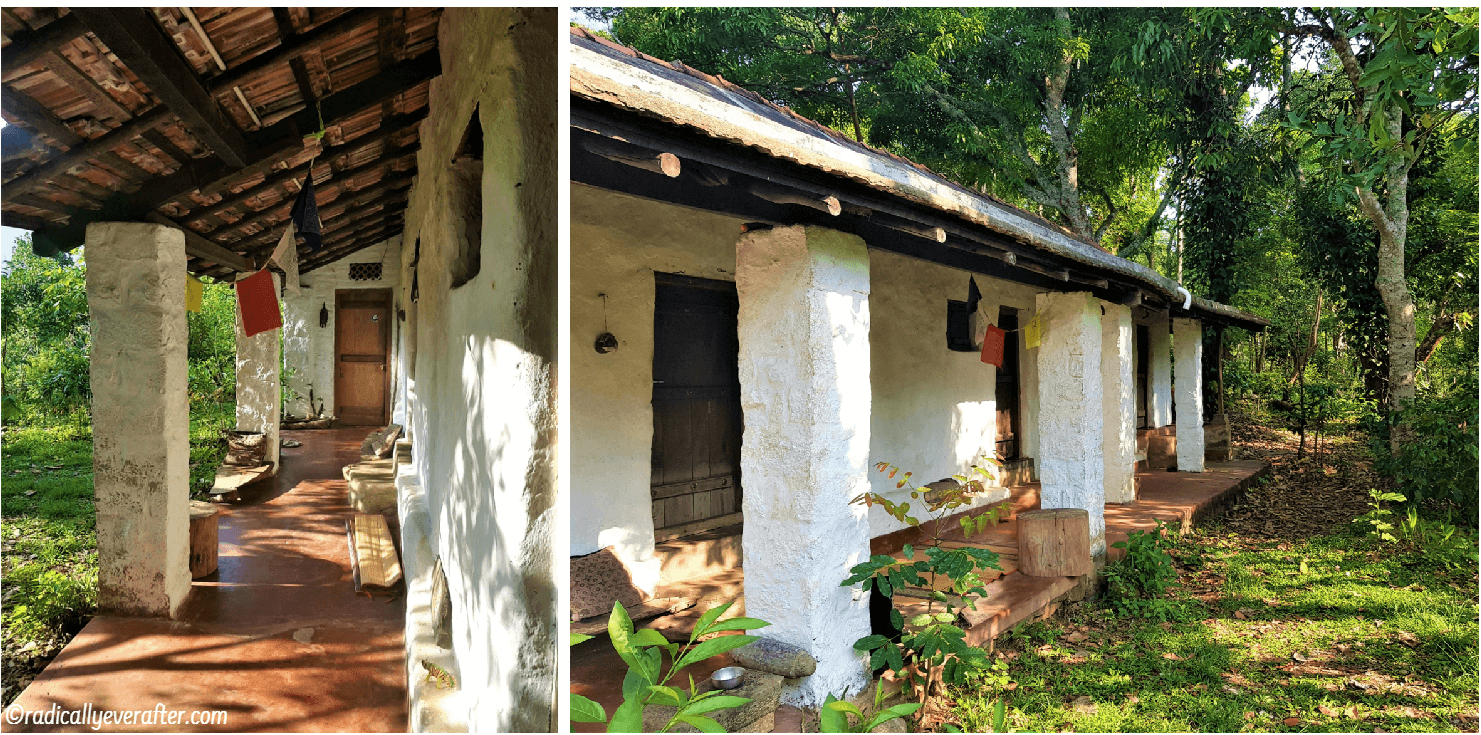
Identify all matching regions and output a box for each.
[138,127,192,169]
[2,106,170,198]
[351,513,402,588]
[206,9,388,95]
[0,85,83,147]
[653,512,744,542]
[1,13,87,79]
[143,211,254,272]
[650,475,733,501]
[44,50,130,121]
[71,8,250,167]
[209,463,271,494]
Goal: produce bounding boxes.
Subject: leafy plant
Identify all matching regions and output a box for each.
[818,687,922,733]
[1356,488,1408,542]
[842,457,1005,706]
[1103,520,1179,616]
[569,600,769,733]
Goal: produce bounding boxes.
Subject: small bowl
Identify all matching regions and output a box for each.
[710,666,745,690]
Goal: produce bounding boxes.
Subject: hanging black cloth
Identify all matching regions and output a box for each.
[290,173,323,252]
[947,276,983,352]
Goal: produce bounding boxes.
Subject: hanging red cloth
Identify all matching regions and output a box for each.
[235,268,281,337]
[981,323,1006,367]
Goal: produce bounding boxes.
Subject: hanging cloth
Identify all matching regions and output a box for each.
[1024,313,1044,350]
[980,323,1006,367]
[269,221,301,296]
[235,268,282,337]
[185,275,204,313]
[289,173,322,252]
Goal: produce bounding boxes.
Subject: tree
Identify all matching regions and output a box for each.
[1279,7,1478,451]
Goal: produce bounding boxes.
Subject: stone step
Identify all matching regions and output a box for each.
[958,572,1079,648]
[344,460,398,514]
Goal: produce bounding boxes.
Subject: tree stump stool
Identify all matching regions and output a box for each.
[189,500,221,579]
[1018,508,1092,577]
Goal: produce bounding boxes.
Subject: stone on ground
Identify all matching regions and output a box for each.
[730,638,818,678]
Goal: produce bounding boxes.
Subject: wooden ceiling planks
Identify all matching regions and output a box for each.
[1,6,442,278]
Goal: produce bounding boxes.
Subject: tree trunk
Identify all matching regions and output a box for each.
[1286,287,1322,388]
[1044,7,1092,240]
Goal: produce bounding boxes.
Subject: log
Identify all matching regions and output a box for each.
[1017,508,1091,577]
[189,501,220,579]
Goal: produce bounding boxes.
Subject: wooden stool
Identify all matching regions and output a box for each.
[1017,508,1092,577]
[189,500,220,579]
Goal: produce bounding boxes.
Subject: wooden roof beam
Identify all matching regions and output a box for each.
[71,8,251,168]
[0,85,84,148]
[213,173,414,246]
[1,13,86,79]
[206,9,390,95]
[300,224,405,273]
[143,211,254,272]
[236,190,411,255]
[2,107,171,192]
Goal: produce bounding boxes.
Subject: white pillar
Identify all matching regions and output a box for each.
[1035,292,1106,557]
[1174,317,1205,472]
[1100,302,1136,503]
[1148,312,1173,428]
[86,222,192,617]
[737,225,872,705]
[235,271,281,470]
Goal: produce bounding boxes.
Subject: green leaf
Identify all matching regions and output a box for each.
[865,703,923,732]
[682,695,752,715]
[691,602,734,642]
[607,696,644,733]
[675,634,760,672]
[629,628,669,648]
[571,694,607,724]
[676,715,726,733]
[571,633,595,646]
[819,694,848,733]
[854,634,891,651]
[903,543,914,560]
[645,685,685,707]
[706,616,771,634]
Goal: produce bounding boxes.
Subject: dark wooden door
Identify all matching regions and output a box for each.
[651,274,743,540]
[1136,324,1150,428]
[995,307,1021,460]
[335,289,391,426]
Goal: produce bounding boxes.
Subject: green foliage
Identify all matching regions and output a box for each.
[843,457,1004,699]
[569,600,769,733]
[3,567,96,644]
[1375,384,1480,515]
[1104,521,1180,617]
[1356,488,1409,543]
[818,691,921,733]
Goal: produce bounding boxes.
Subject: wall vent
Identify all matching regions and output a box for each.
[348,262,382,281]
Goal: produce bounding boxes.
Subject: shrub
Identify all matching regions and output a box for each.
[1377,391,1479,517]
[1104,521,1179,615]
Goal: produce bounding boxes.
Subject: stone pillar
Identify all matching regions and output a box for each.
[1174,317,1205,472]
[736,225,872,705]
[235,271,281,470]
[86,222,192,617]
[1147,312,1173,428]
[1100,302,1136,503]
[1035,292,1105,557]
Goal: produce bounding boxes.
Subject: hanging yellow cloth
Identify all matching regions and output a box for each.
[1024,313,1044,349]
[185,275,204,313]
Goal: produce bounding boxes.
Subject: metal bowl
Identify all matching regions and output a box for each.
[710,666,745,690]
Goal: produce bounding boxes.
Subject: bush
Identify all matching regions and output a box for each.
[1377,391,1480,518]
[1104,521,1179,616]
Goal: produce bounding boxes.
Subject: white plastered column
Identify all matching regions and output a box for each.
[1174,317,1205,472]
[1100,302,1136,503]
[737,225,872,705]
[235,271,281,470]
[1035,292,1106,557]
[86,222,192,617]
[1147,312,1173,428]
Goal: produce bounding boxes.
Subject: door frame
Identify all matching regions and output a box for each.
[334,288,392,426]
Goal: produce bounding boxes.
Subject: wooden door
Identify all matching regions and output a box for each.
[1136,324,1150,429]
[995,307,1021,460]
[650,274,743,540]
[335,289,391,426]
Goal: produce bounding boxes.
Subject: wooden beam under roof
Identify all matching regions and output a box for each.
[2,107,171,193]
[43,49,129,122]
[218,174,414,248]
[23,50,439,255]
[0,13,87,78]
[71,8,251,168]
[300,224,405,273]
[143,211,254,272]
[206,9,391,96]
[0,85,84,148]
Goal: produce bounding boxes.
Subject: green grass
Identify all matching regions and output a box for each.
[0,402,236,693]
[951,525,1480,733]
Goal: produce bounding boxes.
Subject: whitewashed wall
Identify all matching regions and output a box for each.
[866,250,1042,537]
[569,184,746,593]
[281,237,402,421]
[395,8,556,732]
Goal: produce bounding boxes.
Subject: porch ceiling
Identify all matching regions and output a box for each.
[1,8,440,279]
[569,27,1269,333]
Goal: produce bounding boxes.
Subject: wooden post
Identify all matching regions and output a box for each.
[1017,508,1092,577]
[189,501,220,579]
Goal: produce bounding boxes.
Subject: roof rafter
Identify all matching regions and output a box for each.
[71,7,251,167]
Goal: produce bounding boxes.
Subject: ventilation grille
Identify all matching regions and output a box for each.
[348,262,382,281]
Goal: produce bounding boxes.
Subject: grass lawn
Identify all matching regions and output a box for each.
[0,402,235,704]
[949,419,1480,734]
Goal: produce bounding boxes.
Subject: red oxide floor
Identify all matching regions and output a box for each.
[7,429,407,733]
